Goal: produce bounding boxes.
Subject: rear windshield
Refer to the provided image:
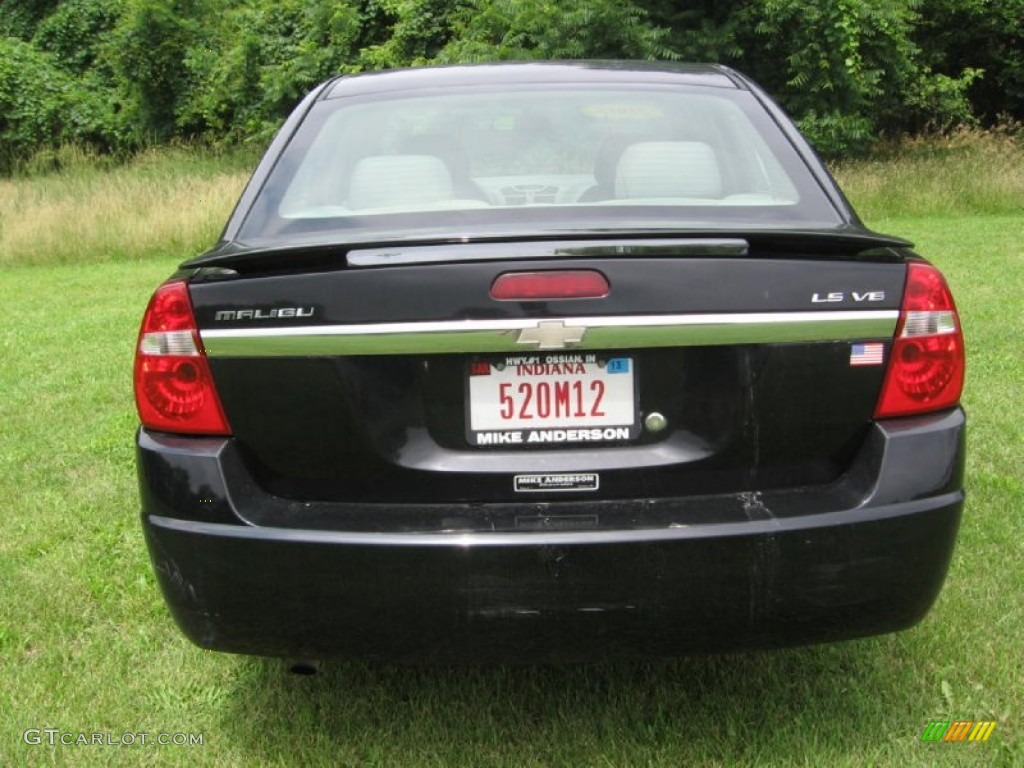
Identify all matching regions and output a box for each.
[238,84,842,245]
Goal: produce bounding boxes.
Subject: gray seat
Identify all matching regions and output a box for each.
[578,133,648,202]
[399,133,488,201]
[348,154,454,210]
[614,141,723,199]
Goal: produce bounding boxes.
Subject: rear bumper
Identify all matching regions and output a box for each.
[138,409,964,661]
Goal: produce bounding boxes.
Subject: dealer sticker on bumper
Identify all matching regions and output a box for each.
[514,473,600,492]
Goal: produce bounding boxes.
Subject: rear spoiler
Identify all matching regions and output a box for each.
[183,229,912,274]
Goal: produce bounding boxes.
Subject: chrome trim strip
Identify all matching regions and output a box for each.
[347,238,750,267]
[200,310,898,357]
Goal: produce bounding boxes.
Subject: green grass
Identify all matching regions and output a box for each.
[1,147,1022,766]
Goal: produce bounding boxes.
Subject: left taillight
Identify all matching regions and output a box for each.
[874,262,965,419]
[134,280,231,435]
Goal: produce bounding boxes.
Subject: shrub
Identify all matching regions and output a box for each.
[33,0,123,74]
[0,0,1022,170]
[435,0,675,63]
[178,0,363,145]
[108,0,201,142]
[741,0,979,156]
[0,37,114,172]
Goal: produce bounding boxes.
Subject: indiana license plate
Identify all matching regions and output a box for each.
[466,353,637,446]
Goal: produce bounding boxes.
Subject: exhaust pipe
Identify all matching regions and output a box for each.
[288,659,321,676]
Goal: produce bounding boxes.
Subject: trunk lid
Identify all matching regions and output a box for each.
[189,236,906,504]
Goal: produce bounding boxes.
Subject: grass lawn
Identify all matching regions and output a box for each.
[0,147,1022,766]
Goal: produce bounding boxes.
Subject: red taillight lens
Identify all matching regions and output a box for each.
[490,270,610,300]
[875,262,965,418]
[134,280,231,435]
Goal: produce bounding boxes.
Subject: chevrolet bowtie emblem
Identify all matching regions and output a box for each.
[516,320,587,350]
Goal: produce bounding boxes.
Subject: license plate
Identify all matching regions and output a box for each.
[467,353,637,446]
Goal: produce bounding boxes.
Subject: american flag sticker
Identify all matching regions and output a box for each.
[850,342,884,366]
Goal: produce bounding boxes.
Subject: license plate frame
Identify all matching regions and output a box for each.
[465,353,639,447]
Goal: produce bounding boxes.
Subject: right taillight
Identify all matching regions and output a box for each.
[134,280,231,435]
[875,262,965,419]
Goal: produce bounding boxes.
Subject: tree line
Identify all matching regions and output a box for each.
[1,0,1021,171]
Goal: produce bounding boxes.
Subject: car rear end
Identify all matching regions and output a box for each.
[135,63,965,661]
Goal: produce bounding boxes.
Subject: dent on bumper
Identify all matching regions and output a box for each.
[138,409,965,660]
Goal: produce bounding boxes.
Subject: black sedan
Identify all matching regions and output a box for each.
[135,62,965,662]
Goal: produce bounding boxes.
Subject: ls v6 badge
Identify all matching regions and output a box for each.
[811,291,886,304]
